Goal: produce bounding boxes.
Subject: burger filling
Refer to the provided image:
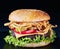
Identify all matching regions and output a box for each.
[4,21,57,34]
[4,30,56,46]
[4,21,57,46]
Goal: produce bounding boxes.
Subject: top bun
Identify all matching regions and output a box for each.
[9,9,50,22]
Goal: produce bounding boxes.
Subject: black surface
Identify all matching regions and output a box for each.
[0,0,60,49]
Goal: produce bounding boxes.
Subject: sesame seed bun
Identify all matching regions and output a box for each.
[9,9,50,22]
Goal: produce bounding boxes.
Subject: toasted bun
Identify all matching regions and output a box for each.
[9,9,50,22]
[22,42,50,47]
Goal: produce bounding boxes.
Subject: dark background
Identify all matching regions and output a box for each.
[0,0,60,49]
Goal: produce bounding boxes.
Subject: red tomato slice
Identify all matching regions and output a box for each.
[13,28,36,34]
[21,30,36,34]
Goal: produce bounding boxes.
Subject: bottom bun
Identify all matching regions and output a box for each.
[23,41,50,47]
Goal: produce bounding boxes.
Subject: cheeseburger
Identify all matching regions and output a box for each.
[4,9,57,47]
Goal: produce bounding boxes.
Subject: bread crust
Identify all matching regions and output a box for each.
[9,9,50,22]
[22,41,50,47]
